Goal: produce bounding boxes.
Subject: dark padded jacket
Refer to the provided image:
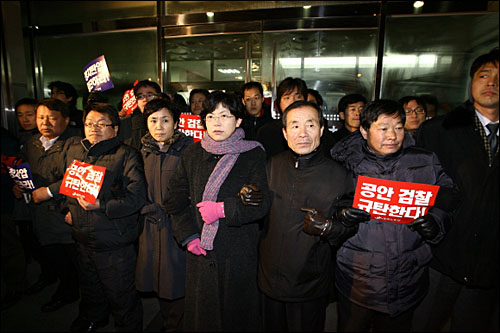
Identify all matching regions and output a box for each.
[19,130,81,246]
[50,136,147,250]
[331,131,458,316]
[258,146,353,302]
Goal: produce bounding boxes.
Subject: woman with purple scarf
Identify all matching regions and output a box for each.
[166,91,271,331]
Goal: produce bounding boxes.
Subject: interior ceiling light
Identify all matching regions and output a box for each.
[206,12,214,17]
[303,5,311,9]
[413,1,424,8]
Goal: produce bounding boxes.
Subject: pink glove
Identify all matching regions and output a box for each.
[196,201,225,225]
[187,238,207,256]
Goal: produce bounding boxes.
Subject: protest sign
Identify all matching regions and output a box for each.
[7,163,36,190]
[121,80,139,116]
[83,55,114,92]
[353,175,440,224]
[178,114,206,142]
[59,160,106,204]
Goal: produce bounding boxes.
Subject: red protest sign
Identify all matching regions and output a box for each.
[178,114,206,142]
[59,160,106,204]
[121,80,139,116]
[353,176,440,224]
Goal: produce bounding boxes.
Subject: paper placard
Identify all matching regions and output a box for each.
[178,114,206,142]
[353,175,440,224]
[60,160,106,204]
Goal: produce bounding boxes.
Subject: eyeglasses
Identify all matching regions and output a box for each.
[135,93,158,100]
[205,114,235,122]
[405,107,425,115]
[84,122,114,130]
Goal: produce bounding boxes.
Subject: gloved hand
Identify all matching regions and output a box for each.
[301,207,332,236]
[187,238,207,256]
[238,184,263,206]
[408,215,439,241]
[333,207,371,228]
[196,201,225,224]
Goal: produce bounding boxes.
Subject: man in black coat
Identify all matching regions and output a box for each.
[413,48,499,332]
[258,100,369,331]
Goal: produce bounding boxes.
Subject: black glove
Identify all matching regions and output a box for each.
[301,207,333,236]
[333,207,371,228]
[238,184,263,206]
[408,215,439,241]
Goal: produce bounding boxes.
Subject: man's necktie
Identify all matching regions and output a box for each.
[486,122,499,159]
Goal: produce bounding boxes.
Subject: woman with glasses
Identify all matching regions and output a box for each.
[135,97,193,331]
[166,91,271,331]
[399,96,427,138]
[47,102,147,331]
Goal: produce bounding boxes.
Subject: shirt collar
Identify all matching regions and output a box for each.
[475,109,499,136]
[39,135,59,151]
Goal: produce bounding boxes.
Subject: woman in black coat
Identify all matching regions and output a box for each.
[135,98,193,331]
[166,91,271,331]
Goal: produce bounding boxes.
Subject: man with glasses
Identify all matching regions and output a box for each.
[119,80,162,151]
[399,96,427,139]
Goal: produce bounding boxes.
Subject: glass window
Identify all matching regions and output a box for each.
[382,13,499,116]
[38,29,157,110]
[31,1,156,26]
[262,30,378,117]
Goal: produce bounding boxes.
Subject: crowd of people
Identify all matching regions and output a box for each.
[1,48,498,332]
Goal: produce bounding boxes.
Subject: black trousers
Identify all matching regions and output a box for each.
[43,243,79,301]
[337,293,413,332]
[159,297,184,332]
[412,267,499,332]
[261,293,328,332]
[77,243,143,332]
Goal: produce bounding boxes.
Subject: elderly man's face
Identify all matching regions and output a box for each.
[472,61,499,115]
[283,105,324,155]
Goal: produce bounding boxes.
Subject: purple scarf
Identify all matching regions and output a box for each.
[200,128,263,250]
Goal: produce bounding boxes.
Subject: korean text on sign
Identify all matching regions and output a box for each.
[353,175,440,224]
[178,114,207,142]
[7,163,36,190]
[59,160,106,204]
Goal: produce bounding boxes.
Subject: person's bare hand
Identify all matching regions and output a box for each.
[32,187,51,203]
[12,185,24,199]
[77,197,100,210]
[65,211,73,225]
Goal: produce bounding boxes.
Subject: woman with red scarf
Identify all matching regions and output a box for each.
[166,91,271,331]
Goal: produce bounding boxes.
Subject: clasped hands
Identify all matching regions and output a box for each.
[301,206,371,236]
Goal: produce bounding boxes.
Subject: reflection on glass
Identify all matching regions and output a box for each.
[382,13,499,116]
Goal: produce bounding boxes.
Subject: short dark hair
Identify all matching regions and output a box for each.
[307,89,323,108]
[189,89,210,104]
[469,48,499,78]
[282,100,324,128]
[398,96,427,114]
[200,91,244,129]
[48,81,78,107]
[83,102,120,127]
[143,97,181,125]
[36,98,70,118]
[338,94,367,114]
[133,80,162,96]
[241,81,264,96]
[360,99,405,130]
[277,77,308,114]
[15,97,37,113]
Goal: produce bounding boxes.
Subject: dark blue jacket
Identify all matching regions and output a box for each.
[331,131,458,316]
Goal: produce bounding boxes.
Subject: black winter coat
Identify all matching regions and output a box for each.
[331,131,458,316]
[167,142,271,332]
[19,130,81,246]
[258,146,353,302]
[135,132,193,300]
[50,136,147,250]
[416,101,499,288]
